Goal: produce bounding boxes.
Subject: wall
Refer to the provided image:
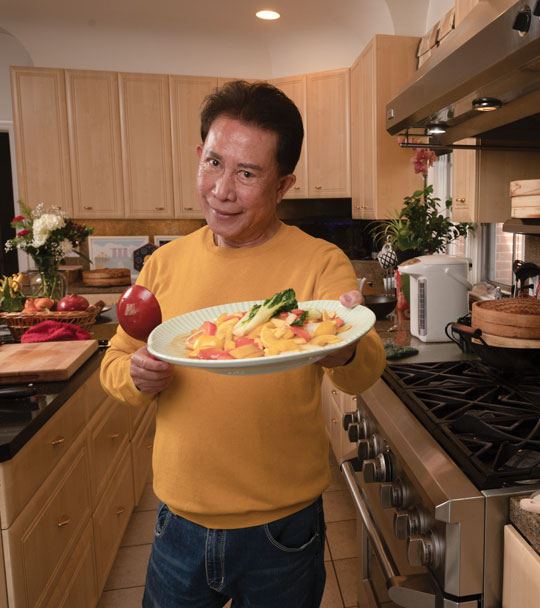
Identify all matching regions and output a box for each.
[0,30,32,121]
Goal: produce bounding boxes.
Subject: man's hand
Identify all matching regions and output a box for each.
[130,346,174,393]
[315,289,364,368]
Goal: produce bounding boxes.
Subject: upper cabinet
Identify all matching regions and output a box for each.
[452,138,540,223]
[454,0,479,27]
[306,69,351,198]
[270,75,308,199]
[10,67,73,214]
[118,73,174,218]
[170,75,217,217]
[66,70,125,218]
[350,35,422,219]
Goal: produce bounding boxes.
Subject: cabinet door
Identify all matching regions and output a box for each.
[306,69,351,198]
[119,73,174,218]
[452,139,477,223]
[270,75,308,199]
[170,75,217,218]
[66,70,125,218]
[454,0,480,27]
[10,67,73,213]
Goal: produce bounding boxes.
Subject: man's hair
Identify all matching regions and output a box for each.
[200,80,304,177]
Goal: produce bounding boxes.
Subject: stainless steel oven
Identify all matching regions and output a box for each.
[340,361,540,608]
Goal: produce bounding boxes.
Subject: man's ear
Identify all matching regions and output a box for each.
[276,174,296,202]
[196,144,203,160]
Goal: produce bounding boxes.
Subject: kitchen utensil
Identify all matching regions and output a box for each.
[147,299,375,375]
[117,285,162,341]
[512,260,540,297]
[510,179,540,197]
[0,340,98,384]
[398,255,471,342]
[446,322,540,372]
[363,294,397,319]
[520,490,540,514]
[472,297,540,339]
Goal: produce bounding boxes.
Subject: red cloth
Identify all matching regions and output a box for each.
[21,320,92,343]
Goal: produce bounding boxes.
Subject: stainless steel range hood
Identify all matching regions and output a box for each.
[386,0,540,148]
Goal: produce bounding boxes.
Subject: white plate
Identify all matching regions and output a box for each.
[147,299,376,375]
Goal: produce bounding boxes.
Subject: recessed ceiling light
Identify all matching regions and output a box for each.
[427,124,446,135]
[472,97,502,111]
[256,10,280,20]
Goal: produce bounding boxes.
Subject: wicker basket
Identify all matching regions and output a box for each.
[0,301,105,342]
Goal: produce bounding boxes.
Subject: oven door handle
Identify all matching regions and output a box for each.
[341,459,444,608]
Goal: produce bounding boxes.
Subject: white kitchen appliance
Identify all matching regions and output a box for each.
[398,254,471,342]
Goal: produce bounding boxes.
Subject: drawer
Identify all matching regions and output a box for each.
[3,434,91,608]
[44,520,97,608]
[87,396,130,506]
[0,391,86,529]
[82,368,108,422]
[129,398,155,438]
[93,448,135,594]
[131,402,156,505]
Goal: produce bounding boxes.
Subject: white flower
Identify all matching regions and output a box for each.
[59,239,73,256]
[32,213,66,248]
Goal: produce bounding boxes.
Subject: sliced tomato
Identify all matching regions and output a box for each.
[234,337,255,347]
[278,312,290,319]
[217,353,235,360]
[290,326,310,341]
[199,321,217,335]
[334,317,345,327]
[291,309,305,316]
[198,347,231,360]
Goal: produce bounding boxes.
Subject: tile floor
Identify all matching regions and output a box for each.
[97,452,359,608]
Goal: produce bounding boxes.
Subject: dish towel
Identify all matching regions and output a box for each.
[21,321,92,343]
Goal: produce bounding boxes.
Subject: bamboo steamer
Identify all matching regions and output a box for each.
[82,268,131,286]
[471,298,540,339]
[510,179,540,218]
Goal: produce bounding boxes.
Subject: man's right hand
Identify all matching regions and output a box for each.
[130,346,174,393]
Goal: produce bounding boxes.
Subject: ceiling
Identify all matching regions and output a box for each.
[0,0,439,78]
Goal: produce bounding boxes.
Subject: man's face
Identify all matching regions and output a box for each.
[196,116,295,248]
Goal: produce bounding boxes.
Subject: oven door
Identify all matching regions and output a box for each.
[341,460,479,608]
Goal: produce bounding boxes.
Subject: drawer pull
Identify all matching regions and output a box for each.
[315,185,322,190]
[145,443,154,450]
[184,206,193,211]
[83,205,93,210]
[50,437,65,446]
[155,206,165,210]
[57,515,72,528]
[107,432,120,439]
[115,506,126,516]
[456,197,466,203]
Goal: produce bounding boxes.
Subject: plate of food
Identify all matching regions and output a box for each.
[147,289,376,375]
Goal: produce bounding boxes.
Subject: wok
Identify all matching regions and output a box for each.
[446,322,540,372]
[363,294,397,320]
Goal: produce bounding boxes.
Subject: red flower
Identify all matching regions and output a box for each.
[12,215,25,222]
[411,148,437,175]
[17,229,30,237]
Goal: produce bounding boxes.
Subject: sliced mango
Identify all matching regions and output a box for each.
[313,320,337,337]
[229,343,264,359]
[309,334,342,346]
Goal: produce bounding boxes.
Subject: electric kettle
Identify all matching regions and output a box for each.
[398,255,471,342]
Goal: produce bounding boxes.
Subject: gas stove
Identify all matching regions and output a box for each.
[383,361,540,489]
[340,359,540,608]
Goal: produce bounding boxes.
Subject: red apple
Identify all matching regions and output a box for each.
[116,285,162,341]
[57,294,89,311]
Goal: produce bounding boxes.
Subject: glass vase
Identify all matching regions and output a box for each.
[27,260,67,301]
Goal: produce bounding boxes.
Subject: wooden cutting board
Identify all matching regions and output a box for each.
[82,269,131,286]
[0,340,98,385]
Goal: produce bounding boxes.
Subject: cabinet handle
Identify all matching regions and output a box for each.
[332,418,337,424]
[184,206,193,211]
[294,186,300,190]
[331,390,337,396]
[57,515,72,527]
[352,396,357,402]
[107,432,120,439]
[456,197,466,203]
[315,185,322,190]
[155,206,165,210]
[115,506,126,516]
[50,436,65,447]
[355,205,361,209]
[145,443,154,450]
[83,205,93,210]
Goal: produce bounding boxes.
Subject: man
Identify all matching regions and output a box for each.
[100,80,385,607]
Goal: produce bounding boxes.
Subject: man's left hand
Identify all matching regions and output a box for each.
[315,289,364,368]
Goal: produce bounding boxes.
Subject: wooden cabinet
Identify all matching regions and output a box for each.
[454,0,480,27]
[321,375,357,463]
[270,75,308,198]
[170,75,217,218]
[452,138,540,223]
[503,524,540,608]
[306,69,351,198]
[350,35,422,219]
[119,72,174,218]
[10,67,73,214]
[0,366,155,606]
[66,70,125,218]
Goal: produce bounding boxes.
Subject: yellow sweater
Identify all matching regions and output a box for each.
[100,224,385,528]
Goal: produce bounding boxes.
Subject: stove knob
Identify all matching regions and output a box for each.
[348,423,360,443]
[357,439,373,462]
[380,481,410,509]
[362,452,392,484]
[342,411,359,431]
[407,532,442,568]
[394,510,409,540]
[406,507,429,536]
[513,8,531,33]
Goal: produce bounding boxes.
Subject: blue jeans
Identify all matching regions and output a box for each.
[142,496,326,607]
